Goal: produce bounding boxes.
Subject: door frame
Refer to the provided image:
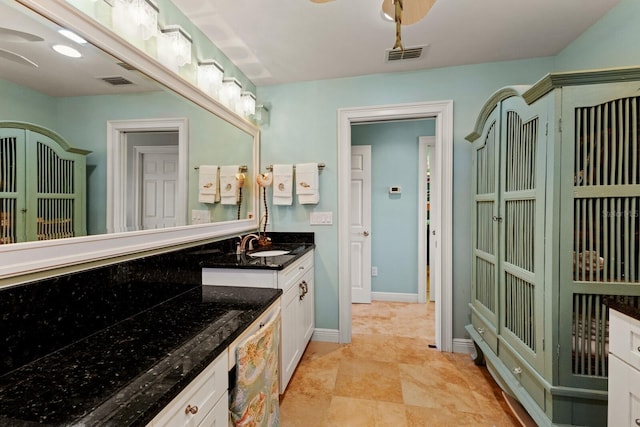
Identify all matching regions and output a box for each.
[107,118,188,233]
[337,100,454,351]
[419,136,436,304]
[133,145,180,231]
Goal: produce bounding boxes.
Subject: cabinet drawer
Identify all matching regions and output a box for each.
[471,309,498,354]
[228,300,280,370]
[278,251,313,293]
[198,391,229,427]
[610,309,640,371]
[150,352,228,427]
[608,354,640,427]
[498,341,545,411]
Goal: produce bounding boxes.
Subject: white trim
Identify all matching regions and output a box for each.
[453,338,475,354]
[372,292,419,303]
[338,100,454,351]
[418,136,436,304]
[107,118,188,234]
[311,328,340,343]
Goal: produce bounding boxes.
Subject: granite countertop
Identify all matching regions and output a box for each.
[196,241,315,270]
[605,297,640,321]
[0,285,281,427]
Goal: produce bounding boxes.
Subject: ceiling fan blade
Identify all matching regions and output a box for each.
[381,0,436,25]
[0,47,38,67]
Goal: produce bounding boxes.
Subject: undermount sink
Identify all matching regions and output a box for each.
[247,250,290,257]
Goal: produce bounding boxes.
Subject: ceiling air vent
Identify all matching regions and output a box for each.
[385,45,427,62]
[100,76,134,86]
[117,61,136,71]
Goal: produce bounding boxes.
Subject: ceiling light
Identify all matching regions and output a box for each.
[58,29,87,44]
[52,44,82,58]
[380,9,394,22]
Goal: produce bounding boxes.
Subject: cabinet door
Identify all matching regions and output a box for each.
[25,130,86,241]
[608,354,640,427]
[300,268,315,345]
[498,94,547,374]
[559,82,640,389]
[0,128,26,244]
[471,106,501,351]
[280,282,302,393]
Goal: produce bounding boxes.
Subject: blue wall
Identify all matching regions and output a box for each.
[352,120,435,295]
[258,0,640,338]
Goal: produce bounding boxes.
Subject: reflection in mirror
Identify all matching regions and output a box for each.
[0,0,255,243]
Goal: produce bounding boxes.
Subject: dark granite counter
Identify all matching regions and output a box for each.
[0,284,281,426]
[195,232,315,270]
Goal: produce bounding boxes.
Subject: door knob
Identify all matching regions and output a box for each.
[361,231,370,236]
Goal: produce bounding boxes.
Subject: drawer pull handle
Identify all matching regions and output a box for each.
[185,404,198,415]
[299,283,305,300]
[477,327,485,335]
[637,346,640,353]
[512,367,522,375]
[635,419,640,426]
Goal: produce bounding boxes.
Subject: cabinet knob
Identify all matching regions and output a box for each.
[637,346,640,353]
[512,367,522,375]
[299,283,305,300]
[185,404,198,415]
[477,327,485,335]
[635,419,640,426]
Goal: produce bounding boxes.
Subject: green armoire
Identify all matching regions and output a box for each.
[466,67,640,426]
[0,122,90,244]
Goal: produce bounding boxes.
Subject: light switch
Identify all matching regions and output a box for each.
[310,211,333,225]
[191,209,209,224]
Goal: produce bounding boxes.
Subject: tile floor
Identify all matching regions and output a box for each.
[279,301,520,426]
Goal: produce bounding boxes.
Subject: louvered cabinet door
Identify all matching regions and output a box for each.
[470,106,501,351]
[498,95,548,374]
[25,130,86,241]
[0,129,26,244]
[558,82,640,389]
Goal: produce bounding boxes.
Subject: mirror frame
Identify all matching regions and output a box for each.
[0,0,260,280]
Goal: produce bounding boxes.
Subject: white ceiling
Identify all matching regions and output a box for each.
[172,0,621,86]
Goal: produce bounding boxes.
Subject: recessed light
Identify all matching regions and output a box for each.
[52,44,82,58]
[58,29,87,44]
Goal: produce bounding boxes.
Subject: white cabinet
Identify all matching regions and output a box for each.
[202,250,315,393]
[148,351,228,427]
[609,309,640,427]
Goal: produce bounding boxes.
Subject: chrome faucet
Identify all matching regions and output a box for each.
[237,234,260,254]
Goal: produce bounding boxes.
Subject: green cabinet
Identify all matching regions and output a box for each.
[0,123,90,244]
[466,68,640,426]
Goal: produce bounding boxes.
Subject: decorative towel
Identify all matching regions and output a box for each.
[198,165,219,204]
[220,165,241,205]
[272,164,293,206]
[229,308,281,427]
[296,163,319,205]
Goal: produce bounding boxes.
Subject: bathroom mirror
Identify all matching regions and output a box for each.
[0,0,259,279]
[0,0,258,241]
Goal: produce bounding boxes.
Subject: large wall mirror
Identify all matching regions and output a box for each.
[0,0,259,280]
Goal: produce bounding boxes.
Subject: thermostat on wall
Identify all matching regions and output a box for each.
[389,186,402,194]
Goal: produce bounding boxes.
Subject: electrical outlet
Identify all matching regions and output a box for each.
[371,266,378,276]
[191,209,209,224]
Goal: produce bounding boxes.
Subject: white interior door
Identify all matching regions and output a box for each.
[419,137,437,302]
[137,148,179,230]
[350,145,372,303]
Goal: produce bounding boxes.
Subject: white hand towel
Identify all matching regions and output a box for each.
[273,164,293,206]
[296,163,319,205]
[198,165,219,204]
[220,165,240,205]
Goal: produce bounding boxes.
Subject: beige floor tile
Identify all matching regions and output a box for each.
[323,396,378,427]
[279,392,331,427]
[334,359,404,403]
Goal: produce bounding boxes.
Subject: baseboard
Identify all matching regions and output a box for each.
[372,292,419,303]
[311,328,340,343]
[452,338,474,354]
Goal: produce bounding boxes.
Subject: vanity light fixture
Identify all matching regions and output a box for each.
[197,59,224,98]
[158,25,192,71]
[58,29,87,44]
[239,92,256,118]
[219,78,242,110]
[112,0,159,41]
[52,44,82,58]
[255,104,270,127]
